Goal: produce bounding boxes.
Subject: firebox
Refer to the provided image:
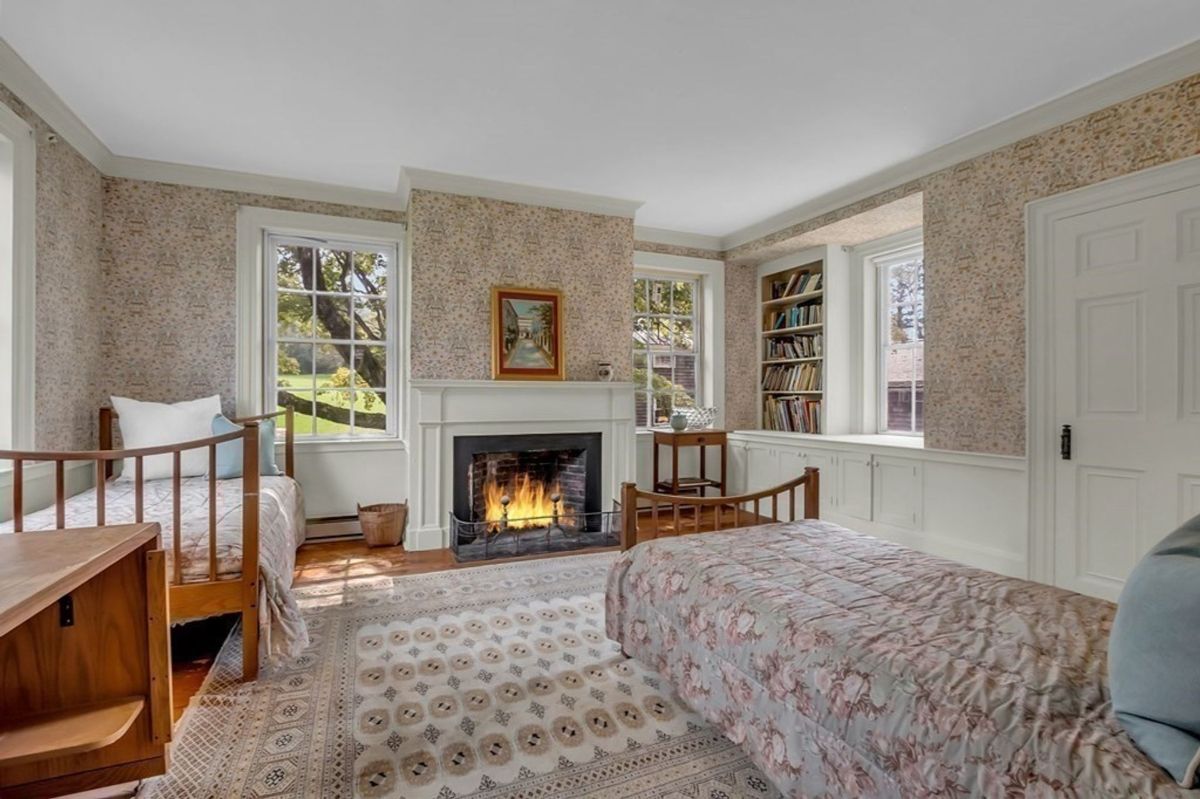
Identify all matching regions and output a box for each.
[450,432,617,561]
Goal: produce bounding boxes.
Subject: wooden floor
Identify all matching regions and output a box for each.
[170,508,759,722]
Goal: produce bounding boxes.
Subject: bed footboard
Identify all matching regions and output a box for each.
[620,468,819,551]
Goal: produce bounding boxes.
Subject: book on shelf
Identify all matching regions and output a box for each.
[769,270,823,300]
[761,362,822,392]
[763,396,821,433]
[765,333,822,360]
[770,303,822,329]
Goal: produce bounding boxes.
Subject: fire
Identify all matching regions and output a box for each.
[482,473,576,532]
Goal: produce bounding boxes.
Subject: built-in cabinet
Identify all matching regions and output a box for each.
[727,431,1027,578]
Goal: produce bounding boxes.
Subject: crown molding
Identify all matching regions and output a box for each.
[0,37,111,171]
[405,167,642,219]
[106,155,406,210]
[633,226,723,253]
[721,38,1200,252]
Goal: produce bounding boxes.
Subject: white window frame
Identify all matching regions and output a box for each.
[849,227,924,437]
[632,251,725,430]
[236,207,407,448]
[0,101,35,452]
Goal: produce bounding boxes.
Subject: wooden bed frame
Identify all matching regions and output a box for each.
[620,467,819,550]
[0,407,296,682]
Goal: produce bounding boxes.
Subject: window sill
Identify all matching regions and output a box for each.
[280,437,408,454]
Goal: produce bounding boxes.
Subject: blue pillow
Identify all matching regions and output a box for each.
[1108,515,1200,787]
[212,414,281,479]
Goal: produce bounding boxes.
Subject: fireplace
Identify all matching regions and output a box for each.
[450,432,618,561]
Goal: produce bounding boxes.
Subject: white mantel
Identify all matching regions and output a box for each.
[407,380,636,550]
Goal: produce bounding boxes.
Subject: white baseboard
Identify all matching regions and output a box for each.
[407,524,447,551]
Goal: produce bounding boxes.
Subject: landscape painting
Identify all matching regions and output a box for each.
[491,287,565,380]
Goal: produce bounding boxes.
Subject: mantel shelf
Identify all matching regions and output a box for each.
[0,697,145,768]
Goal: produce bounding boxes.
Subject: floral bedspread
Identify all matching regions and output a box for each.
[1,475,309,661]
[606,520,1195,798]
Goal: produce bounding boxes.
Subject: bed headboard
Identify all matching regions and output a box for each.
[98,406,295,480]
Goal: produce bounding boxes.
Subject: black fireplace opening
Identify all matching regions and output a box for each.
[451,432,616,561]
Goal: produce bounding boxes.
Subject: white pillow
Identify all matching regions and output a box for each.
[110,395,223,481]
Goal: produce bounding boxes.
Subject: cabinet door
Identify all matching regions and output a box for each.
[798,449,836,518]
[835,453,873,521]
[745,445,781,493]
[727,443,750,494]
[873,455,923,529]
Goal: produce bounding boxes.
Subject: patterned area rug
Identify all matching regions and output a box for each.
[139,552,780,798]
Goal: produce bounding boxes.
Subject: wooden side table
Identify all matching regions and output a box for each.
[653,429,727,496]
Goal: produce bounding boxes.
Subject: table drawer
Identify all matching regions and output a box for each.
[654,430,726,447]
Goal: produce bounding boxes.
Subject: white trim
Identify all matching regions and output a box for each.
[404,168,642,219]
[235,207,408,443]
[0,38,110,171]
[848,228,923,435]
[1026,154,1200,585]
[872,241,925,436]
[0,38,405,211]
[729,430,1026,471]
[107,155,406,211]
[722,39,1200,251]
[633,226,723,253]
[0,98,36,449]
[633,251,725,429]
[284,437,407,455]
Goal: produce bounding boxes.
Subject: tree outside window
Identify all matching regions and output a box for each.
[271,238,395,437]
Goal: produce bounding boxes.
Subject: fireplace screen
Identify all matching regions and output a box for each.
[450,432,618,561]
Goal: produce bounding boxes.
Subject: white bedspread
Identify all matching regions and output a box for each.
[0,475,309,661]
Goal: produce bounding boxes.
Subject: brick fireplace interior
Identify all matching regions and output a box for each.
[451,432,610,561]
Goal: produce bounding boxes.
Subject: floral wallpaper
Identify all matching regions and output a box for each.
[409,190,634,381]
[99,178,403,416]
[632,240,722,261]
[725,71,1200,455]
[0,84,106,451]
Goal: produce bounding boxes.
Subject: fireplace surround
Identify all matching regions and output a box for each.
[407,380,636,551]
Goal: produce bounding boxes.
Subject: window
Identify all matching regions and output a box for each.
[633,274,701,427]
[267,235,399,439]
[877,245,924,434]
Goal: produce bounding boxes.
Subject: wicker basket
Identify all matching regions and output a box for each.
[358,502,408,548]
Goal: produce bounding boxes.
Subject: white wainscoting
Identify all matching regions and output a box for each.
[409,380,636,551]
[727,432,1029,577]
[0,461,94,523]
[281,440,409,523]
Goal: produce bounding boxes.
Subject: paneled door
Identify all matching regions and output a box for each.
[1052,183,1200,599]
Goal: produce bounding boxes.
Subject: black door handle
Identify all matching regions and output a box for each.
[1060,424,1072,460]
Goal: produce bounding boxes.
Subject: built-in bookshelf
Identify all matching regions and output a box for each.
[760,257,825,432]
[757,245,849,434]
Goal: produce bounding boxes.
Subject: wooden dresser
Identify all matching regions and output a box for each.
[0,524,171,798]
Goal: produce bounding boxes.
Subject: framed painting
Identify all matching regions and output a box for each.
[491,286,565,380]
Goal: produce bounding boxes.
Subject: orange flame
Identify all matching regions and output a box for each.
[482,473,576,532]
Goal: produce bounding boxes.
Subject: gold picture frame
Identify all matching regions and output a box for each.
[491,286,566,381]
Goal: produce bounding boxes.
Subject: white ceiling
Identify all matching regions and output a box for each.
[2,1,1198,238]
